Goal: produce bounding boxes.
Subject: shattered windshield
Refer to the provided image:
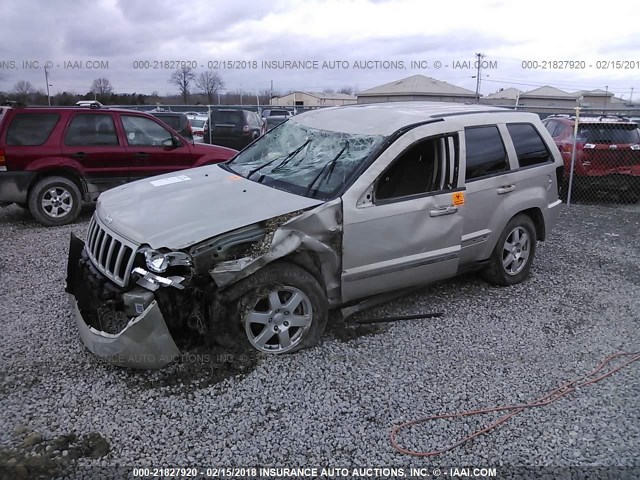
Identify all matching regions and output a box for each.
[226,120,385,199]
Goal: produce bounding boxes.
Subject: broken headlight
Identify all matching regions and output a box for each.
[140,248,192,274]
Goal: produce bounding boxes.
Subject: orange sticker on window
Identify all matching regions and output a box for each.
[452,192,465,206]
[227,175,242,181]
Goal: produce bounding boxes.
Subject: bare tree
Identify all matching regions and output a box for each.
[338,86,355,95]
[322,87,336,93]
[195,70,223,104]
[91,77,113,98]
[13,80,35,104]
[169,67,195,104]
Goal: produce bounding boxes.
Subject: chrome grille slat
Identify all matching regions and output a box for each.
[84,213,139,287]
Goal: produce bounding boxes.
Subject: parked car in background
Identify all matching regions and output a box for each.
[261,108,294,131]
[66,102,563,368]
[542,115,640,202]
[75,100,104,108]
[202,108,265,149]
[149,111,193,140]
[187,114,208,143]
[0,106,237,226]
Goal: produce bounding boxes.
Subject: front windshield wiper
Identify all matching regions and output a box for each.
[303,141,349,198]
[245,139,311,180]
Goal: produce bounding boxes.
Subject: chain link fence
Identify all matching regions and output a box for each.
[499,106,640,206]
[117,103,640,206]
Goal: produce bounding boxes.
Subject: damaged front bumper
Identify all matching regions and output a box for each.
[66,233,180,369]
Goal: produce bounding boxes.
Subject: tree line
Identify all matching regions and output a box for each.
[0,67,356,106]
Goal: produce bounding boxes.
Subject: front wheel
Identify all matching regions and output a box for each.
[234,263,328,354]
[482,214,537,286]
[28,176,82,226]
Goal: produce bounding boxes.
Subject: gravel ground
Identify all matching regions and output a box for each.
[0,202,639,478]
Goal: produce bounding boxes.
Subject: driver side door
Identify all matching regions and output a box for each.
[341,126,464,303]
[119,114,195,180]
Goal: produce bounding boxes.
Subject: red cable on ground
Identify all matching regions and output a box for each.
[390,351,640,457]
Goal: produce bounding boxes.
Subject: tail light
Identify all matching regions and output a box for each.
[0,149,5,171]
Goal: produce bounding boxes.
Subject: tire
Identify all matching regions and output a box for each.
[28,176,82,226]
[232,262,328,354]
[482,214,537,286]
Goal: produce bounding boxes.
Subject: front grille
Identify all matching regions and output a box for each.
[85,214,138,287]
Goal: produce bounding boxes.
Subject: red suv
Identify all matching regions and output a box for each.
[0,106,237,225]
[542,115,640,201]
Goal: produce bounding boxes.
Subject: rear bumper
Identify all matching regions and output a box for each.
[0,171,36,203]
[66,233,180,369]
[207,137,252,150]
[545,199,563,232]
[569,174,640,190]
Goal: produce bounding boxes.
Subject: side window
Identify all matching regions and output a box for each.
[464,126,508,181]
[507,123,552,168]
[375,134,457,201]
[121,115,172,146]
[542,120,557,137]
[6,113,60,146]
[64,114,118,146]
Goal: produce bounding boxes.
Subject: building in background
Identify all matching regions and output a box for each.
[481,87,523,106]
[356,74,477,104]
[270,91,356,107]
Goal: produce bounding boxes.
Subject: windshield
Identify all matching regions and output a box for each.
[190,118,206,128]
[227,120,384,199]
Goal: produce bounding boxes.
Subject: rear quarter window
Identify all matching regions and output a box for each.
[507,123,552,168]
[6,113,60,146]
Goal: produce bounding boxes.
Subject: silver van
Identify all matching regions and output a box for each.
[66,102,563,368]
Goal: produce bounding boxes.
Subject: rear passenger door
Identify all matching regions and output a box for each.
[60,112,129,192]
[459,125,510,265]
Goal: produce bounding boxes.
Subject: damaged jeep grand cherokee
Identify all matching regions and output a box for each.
[66,102,564,368]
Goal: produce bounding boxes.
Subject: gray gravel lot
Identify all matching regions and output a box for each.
[0,202,639,478]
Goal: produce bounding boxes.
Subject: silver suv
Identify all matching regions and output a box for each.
[66,102,563,368]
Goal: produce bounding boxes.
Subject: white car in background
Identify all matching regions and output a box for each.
[187,115,208,142]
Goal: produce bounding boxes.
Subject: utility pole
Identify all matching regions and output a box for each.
[630,87,634,103]
[44,65,51,106]
[474,52,484,104]
[603,85,608,111]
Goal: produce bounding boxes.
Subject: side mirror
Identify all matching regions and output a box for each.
[162,136,181,148]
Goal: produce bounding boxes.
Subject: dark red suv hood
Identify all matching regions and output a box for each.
[189,142,237,157]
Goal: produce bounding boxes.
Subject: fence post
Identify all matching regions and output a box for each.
[566,106,581,207]
[207,104,212,144]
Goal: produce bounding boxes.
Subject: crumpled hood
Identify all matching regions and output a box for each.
[96,164,323,250]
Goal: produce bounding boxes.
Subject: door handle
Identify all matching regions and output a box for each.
[134,152,149,159]
[71,152,86,159]
[497,185,516,194]
[429,206,458,217]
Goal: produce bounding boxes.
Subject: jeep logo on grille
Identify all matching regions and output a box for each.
[609,145,618,149]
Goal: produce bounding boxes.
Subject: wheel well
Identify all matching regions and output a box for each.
[520,207,545,241]
[28,170,86,199]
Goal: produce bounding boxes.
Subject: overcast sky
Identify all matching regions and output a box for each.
[2,0,640,100]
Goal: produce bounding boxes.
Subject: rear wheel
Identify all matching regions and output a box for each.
[482,214,537,286]
[28,176,82,226]
[234,263,328,354]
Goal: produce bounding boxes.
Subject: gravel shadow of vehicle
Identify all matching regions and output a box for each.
[121,342,260,394]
